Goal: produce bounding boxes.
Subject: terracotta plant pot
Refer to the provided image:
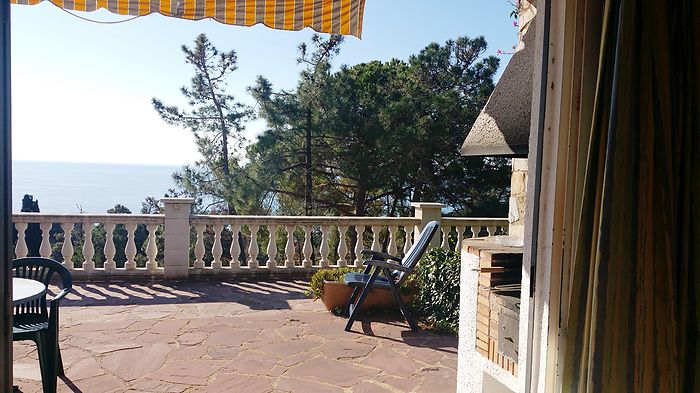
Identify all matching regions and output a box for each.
[321,281,354,311]
[321,280,413,312]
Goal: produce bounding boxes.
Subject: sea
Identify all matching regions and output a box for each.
[12,161,181,214]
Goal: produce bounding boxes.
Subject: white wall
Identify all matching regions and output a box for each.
[457,244,518,393]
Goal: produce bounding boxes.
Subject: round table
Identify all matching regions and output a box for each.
[12,277,46,306]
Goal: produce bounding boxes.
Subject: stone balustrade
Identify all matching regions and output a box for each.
[12,213,165,279]
[440,218,508,252]
[11,199,508,280]
[188,215,422,274]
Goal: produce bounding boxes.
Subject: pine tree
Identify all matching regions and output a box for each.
[153,34,253,214]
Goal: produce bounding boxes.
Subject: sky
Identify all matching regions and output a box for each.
[10,0,516,166]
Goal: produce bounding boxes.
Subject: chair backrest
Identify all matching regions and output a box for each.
[395,221,440,286]
[13,257,72,316]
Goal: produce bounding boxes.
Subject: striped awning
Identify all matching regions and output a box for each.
[11,0,366,38]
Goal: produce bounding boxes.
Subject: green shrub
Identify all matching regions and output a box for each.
[307,267,361,299]
[412,247,461,335]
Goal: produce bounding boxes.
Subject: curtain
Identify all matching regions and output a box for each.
[562,0,700,392]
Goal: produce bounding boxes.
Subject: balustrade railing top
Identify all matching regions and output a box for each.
[190,215,421,226]
[12,212,165,224]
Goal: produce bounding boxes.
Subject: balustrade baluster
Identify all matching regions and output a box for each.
[319,226,330,268]
[212,224,223,270]
[193,224,205,269]
[285,225,295,268]
[470,226,480,238]
[371,225,381,251]
[487,226,497,237]
[104,222,116,270]
[267,225,278,269]
[228,224,241,270]
[14,222,27,258]
[39,222,51,258]
[60,222,74,270]
[337,226,348,267]
[302,225,313,268]
[353,226,364,267]
[403,226,413,256]
[124,223,137,270]
[388,226,398,256]
[82,221,95,271]
[146,224,158,271]
[455,226,466,254]
[248,224,260,269]
[441,227,450,250]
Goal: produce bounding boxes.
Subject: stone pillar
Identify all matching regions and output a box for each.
[509,159,528,241]
[411,202,445,247]
[161,198,194,279]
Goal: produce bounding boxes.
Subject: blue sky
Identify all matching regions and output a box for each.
[10,0,516,165]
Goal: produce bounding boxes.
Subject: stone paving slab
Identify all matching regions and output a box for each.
[13,280,457,392]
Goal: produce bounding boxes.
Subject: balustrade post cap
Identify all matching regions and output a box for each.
[410,202,446,209]
[160,198,195,204]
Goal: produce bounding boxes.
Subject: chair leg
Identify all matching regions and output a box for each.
[34,335,47,390]
[345,268,380,332]
[35,331,57,393]
[54,323,65,377]
[343,286,362,316]
[48,338,58,393]
[342,266,372,316]
[44,329,59,393]
[384,268,419,331]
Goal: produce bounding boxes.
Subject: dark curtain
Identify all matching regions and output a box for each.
[562,0,700,392]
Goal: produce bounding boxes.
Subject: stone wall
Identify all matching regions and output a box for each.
[508,159,528,240]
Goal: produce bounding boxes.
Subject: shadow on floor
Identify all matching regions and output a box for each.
[50,280,458,352]
[58,376,83,393]
[349,314,459,355]
[55,279,310,310]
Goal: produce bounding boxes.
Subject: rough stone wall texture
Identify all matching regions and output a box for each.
[509,158,528,240]
[460,14,537,157]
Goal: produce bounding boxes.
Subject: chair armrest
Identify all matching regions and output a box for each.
[48,288,70,327]
[363,259,413,273]
[52,288,71,303]
[361,249,402,262]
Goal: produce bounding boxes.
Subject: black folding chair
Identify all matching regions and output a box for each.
[13,257,72,393]
[343,221,440,332]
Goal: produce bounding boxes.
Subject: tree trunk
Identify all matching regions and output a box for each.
[354,185,367,216]
[221,139,238,215]
[202,55,236,216]
[304,110,313,216]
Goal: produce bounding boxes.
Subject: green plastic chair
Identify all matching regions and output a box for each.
[13,257,72,393]
[343,221,440,332]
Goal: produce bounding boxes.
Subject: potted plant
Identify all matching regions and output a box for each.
[308,267,415,313]
[307,267,357,311]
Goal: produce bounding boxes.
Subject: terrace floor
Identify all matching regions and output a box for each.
[12,280,457,393]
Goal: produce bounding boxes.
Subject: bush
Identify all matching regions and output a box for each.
[307,267,361,299]
[411,248,461,335]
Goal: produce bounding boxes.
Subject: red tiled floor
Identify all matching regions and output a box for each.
[13,280,457,392]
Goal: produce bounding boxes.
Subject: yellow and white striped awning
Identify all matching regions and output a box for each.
[12,0,366,38]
